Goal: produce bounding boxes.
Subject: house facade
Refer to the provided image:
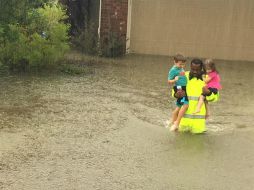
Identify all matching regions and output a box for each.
[100,0,254,61]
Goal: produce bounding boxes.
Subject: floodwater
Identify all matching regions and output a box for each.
[0,54,253,190]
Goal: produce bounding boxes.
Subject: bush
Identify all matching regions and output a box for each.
[72,22,98,55]
[0,2,70,71]
[100,32,126,57]
[71,23,126,58]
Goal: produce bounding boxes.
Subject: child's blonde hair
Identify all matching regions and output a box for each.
[204,59,218,73]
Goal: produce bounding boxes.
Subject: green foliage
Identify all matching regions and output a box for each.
[0,0,50,25]
[2,24,29,70]
[72,22,98,55]
[0,1,70,71]
[59,63,89,75]
[72,26,126,58]
[27,4,70,66]
[100,32,126,57]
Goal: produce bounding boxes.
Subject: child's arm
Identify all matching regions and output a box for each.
[204,75,212,84]
[168,76,179,85]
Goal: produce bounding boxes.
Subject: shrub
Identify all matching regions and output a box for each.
[100,32,126,57]
[0,2,70,71]
[72,22,98,55]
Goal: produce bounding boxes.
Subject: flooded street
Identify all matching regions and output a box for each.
[0,55,254,189]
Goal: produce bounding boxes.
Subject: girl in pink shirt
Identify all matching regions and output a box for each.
[194,59,222,116]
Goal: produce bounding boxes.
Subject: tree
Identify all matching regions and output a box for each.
[0,0,70,71]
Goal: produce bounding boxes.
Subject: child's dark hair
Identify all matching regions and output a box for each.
[173,53,186,63]
[204,59,218,73]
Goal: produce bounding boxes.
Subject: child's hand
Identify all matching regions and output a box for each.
[174,76,179,81]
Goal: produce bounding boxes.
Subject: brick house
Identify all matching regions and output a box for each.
[99,0,254,61]
[98,0,129,55]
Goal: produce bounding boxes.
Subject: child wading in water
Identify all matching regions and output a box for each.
[193,59,222,116]
[168,54,189,131]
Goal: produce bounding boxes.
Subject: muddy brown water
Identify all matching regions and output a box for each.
[0,55,253,190]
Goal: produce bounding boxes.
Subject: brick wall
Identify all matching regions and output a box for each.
[100,0,128,53]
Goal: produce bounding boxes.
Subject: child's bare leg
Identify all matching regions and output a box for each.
[171,107,180,124]
[193,95,205,114]
[172,104,189,130]
[170,123,178,131]
[204,100,210,119]
[170,107,180,131]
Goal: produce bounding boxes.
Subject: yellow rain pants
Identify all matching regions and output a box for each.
[178,72,207,134]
